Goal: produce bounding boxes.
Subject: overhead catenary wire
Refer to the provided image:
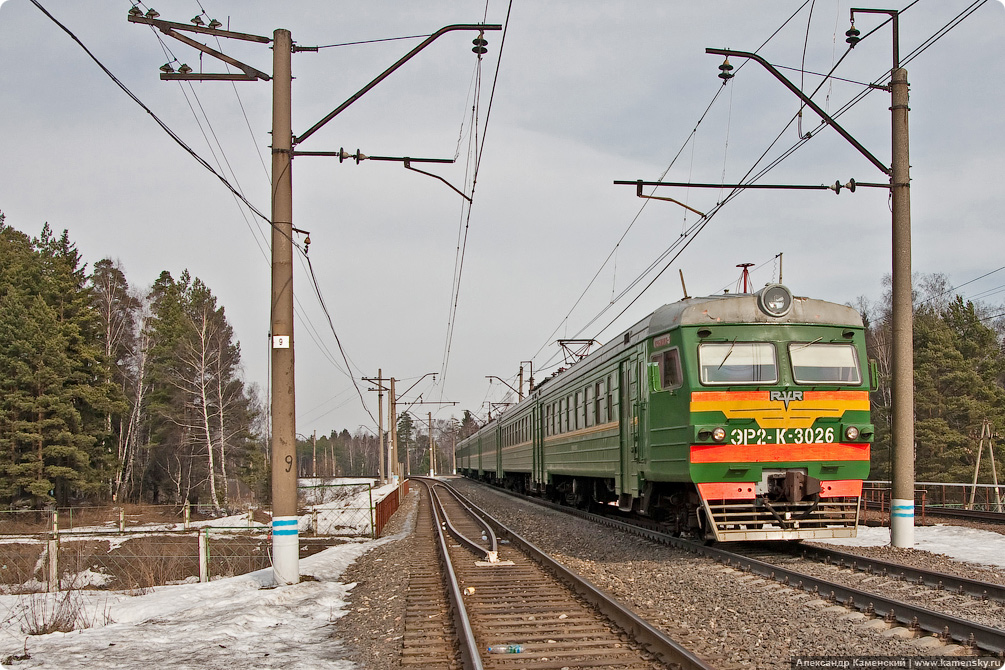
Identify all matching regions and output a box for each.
[32,0,273,228]
[534,0,988,375]
[438,0,513,393]
[529,0,814,368]
[41,0,379,427]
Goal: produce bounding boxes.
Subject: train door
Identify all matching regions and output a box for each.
[635,354,648,463]
[534,402,545,491]
[619,356,642,497]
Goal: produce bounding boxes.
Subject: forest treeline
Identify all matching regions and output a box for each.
[1,214,265,511]
[0,215,444,512]
[2,212,1003,509]
[861,274,1005,483]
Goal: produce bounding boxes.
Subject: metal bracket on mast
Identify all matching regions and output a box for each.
[128,10,271,81]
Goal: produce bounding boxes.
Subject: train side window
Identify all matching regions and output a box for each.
[584,386,594,428]
[651,348,683,390]
[607,374,615,422]
[594,381,602,425]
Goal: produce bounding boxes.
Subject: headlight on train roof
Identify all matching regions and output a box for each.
[845,426,860,441]
[757,284,793,317]
[712,427,726,443]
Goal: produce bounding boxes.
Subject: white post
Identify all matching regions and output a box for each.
[199,529,209,583]
[118,508,125,533]
[47,538,58,592]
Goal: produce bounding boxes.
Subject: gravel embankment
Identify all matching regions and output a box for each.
[328,489,420,670]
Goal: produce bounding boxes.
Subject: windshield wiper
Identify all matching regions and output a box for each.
[717,337,737,370]
[791,337,823,352]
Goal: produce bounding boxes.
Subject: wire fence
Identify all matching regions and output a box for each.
[1,478,410,595]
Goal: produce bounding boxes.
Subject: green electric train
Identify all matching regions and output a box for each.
[456,285,875,542]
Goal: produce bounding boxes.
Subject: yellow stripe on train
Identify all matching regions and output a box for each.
[690,390,869,429]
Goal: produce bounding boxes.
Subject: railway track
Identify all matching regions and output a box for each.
[924,506,1005,525]
[754,542,1005,604]
[410,478,715,670]
[400,479,462,669]
[466,480,1005,657]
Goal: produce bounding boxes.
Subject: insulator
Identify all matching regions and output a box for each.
[178,64,193,75]
[145,8,159,18]
[129,7,143,17]
[846,25,861,47]
[718,58,734,83]
[472,35,488,55]
[208,19,222,29]
[159,63,175,74]
[191,15,205,26]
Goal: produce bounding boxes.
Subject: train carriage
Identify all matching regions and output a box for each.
[457,285,874,542]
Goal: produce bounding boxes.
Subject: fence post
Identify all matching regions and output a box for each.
[369,485,376,539]
[47,509,59,592]
[311,508,318,535]
[199,529,209,583]
[118,508,125,533]
[47,537,58,592]
[184,500,191,530]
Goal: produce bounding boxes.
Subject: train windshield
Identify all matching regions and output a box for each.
[788,342,861,384]
[698,342,777,385]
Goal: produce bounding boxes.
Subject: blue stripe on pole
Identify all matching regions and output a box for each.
[891,502,914,518]
[273,519,298,535]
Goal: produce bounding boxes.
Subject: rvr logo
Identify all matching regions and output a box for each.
[770,390,804,409]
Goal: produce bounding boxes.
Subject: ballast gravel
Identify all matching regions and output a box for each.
[330,480,993,670]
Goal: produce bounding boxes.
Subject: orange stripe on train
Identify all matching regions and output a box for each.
[696,479,862,500]
[690,442,870,464]
[690,390,869,429]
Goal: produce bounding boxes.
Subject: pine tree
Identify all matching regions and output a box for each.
[0,219,121,506]
[144,270,257,511]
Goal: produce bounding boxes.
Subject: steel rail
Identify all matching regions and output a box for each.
[434,482,499,554]
[924,507,1005,523]
[702,542,1005,654]
[420,480,484,670]
[439,481,718,670]
[788,543,1005,604]
[428,481,498,561]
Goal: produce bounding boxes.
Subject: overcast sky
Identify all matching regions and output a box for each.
[1,1,1003,438]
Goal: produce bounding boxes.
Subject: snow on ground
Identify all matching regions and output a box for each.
[0,502,415,669]
[818,523,1005,569]
[2,513,1002,669]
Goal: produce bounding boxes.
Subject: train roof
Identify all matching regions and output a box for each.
[530,289,862,394]
[648,292,864,332]
[465,287,863,431]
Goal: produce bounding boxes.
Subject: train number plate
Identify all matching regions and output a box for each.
[729,427,836,445]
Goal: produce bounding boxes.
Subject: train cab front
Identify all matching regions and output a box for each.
[689,398,872,542]
[685,286,873,541]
